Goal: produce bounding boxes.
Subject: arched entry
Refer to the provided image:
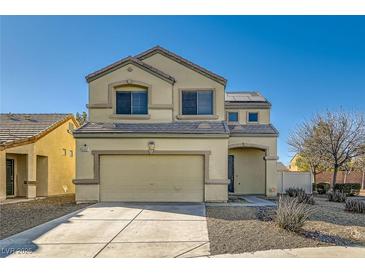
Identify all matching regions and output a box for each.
[228,143,268,195]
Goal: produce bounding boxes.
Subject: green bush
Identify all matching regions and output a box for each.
[345,199,365,213]
[316,182,330,194]
[276,196,315,232]
[328,190,347,203]
[334,183,361,196]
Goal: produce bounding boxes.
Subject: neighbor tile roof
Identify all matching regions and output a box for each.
[74,121,230,136]
[228,124,279,136]
[0,113,73,146]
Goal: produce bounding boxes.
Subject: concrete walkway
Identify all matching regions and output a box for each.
[0,203,210,258]
[211,246,365,258]
[207,195,276,207]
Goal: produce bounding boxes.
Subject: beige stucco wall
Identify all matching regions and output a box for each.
[34,120,76,195]
[229,136,278,196]
[75,137,228,202]
[229,148,266,194]
[225,108,270,125]
[1,119,76,199]
[88,53,226,123]
[142,53,226,121]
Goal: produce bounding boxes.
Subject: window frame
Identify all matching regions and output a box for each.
[247,112,259,123]
[116,90,148,115]
[227,112,239,123]
[180,89,215,116]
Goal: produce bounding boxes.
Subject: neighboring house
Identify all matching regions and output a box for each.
[277,161,289,172]
[0,114,78,200]
[73,46,279,203]
[289,154,301,171]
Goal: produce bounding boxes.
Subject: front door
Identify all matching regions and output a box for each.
[6,159,15,196]
[228,155,234,193]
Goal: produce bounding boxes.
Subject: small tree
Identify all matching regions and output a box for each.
[289,111,365,189]
[310,111,365,188]
[76,111,88,125]
[288,122,327,184]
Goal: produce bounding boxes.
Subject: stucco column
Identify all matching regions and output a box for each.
[0,150,6,201]
[26,153,37,198]
[265,156,278,197]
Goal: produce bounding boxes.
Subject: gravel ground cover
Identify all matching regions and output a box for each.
[0,195,93,240]
[207,196,365,255]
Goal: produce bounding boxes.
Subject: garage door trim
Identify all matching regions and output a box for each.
[73,149,218,186]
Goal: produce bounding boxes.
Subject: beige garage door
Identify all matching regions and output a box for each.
[99,154,204,202]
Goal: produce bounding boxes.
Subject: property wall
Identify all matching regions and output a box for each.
[277,171,312,194]
[229,148,266,194]
[75,137,228,202]
[225,108,271,125]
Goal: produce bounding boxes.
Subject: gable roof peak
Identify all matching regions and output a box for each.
[135,46,227,86]
[85,55,175,84]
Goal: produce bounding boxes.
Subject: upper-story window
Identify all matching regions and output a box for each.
[116,91,148,115]
[248,112,259,123]
[181,90,213,115]
[228,112,238,122]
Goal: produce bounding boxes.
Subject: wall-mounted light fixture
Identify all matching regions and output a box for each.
[148,141,155,154]
[80,144,90,152]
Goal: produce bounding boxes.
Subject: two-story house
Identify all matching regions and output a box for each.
[73,46,279,203]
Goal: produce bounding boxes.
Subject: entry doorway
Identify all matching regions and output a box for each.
[228,155,234,193]
[6,159,15,196]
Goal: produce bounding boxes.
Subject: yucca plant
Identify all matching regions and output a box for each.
[286,187,305,198]
[328,190,347,203]
[276,196,316,232]
[345,199,365,213]
[296,191,315,205]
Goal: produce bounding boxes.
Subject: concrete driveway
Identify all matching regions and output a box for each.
[0,203,210,258]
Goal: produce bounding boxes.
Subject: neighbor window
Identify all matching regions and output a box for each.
[228,112,238,122]
[181,90,213,115]
[116,91,148,115]
[248,112,259,123]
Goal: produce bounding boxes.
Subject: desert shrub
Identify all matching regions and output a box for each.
[296,191,315,205]
[276,196,315,232]
[345,199,365,213]
[328,190,347,203]
[285,188,314,204]
[316,182,330,194]
[286,187,305,197]
[334,183,361,196]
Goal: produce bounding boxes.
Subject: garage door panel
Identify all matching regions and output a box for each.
[100,155,204,202]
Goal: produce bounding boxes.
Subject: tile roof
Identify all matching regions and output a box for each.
[135,46,227,86]
[74,121,230,136]
[0,113,73,146]
[74,121,279,137]
[228,124,279,136]
[85,56,175,84]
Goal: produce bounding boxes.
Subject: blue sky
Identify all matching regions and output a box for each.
[1,16,365,164]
